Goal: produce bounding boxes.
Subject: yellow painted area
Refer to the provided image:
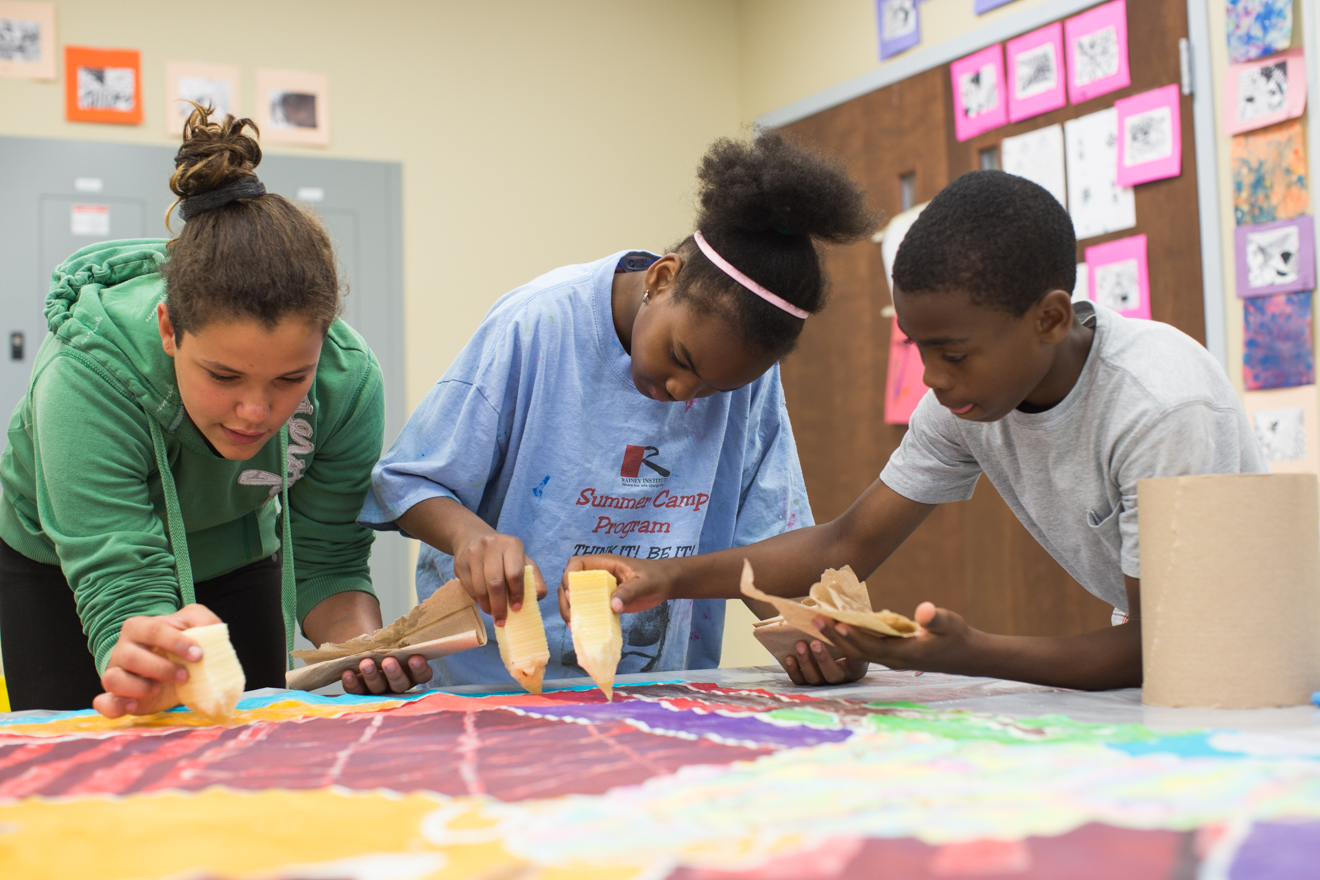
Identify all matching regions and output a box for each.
[0,678,9,713]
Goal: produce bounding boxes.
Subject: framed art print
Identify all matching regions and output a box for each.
[877,0,920,61]
[0,1,55,79]
[1115,84,1182,187]
[255,69,329,146]
[65,46,142,125]
[1007,22,1066,123]
[165,61,240,135]
[951,44,1007,142]
[1085,234,1150,320]
[1235,215,1315,297]
[1064,0,1130,105]
[1224,48,1307,136]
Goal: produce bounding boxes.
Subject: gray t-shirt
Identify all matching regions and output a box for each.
[880,302,1267,613]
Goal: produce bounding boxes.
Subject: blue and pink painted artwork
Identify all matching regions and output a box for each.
[1227,0,1293,65]
[1243,291,1314,390]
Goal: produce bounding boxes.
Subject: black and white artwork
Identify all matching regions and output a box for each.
[1246,226,1301,289]
[77,66,136,111]
[1093,258,1139,311]
[1123,106,1174,165]
[1237,61,1289,123]
[959,63,999,119]
[1072,25,1119,87]
[178,76,234,118]
[0,16,39,61]
[1254,406,1307,461]
[269,91,318,129]
[1014,42,1058,100]
[881,0,918,39]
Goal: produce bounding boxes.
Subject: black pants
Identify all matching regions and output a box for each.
[0,539,287,711]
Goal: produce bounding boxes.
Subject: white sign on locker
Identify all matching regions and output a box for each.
[71,204,110,237]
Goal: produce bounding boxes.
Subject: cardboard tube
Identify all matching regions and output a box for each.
[1139,473,1320,708]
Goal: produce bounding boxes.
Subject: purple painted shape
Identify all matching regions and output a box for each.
[1243,291,1315,391]
[1229,821,1320,879]
[1235,215,1316,297]
[513,701,854,749]
[975,0,1017,12]
[877,0,921,61]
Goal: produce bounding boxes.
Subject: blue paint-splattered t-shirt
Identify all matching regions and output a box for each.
[360,251,813,686]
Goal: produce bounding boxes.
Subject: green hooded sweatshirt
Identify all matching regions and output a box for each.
[0,239,383,673]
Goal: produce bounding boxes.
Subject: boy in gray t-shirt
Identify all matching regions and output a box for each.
[565,170,1267,691]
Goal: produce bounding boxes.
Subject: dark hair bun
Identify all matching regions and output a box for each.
[169,103,262,200]
[695,131,877,243]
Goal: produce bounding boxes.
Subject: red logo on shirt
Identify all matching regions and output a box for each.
[621,445,671,478]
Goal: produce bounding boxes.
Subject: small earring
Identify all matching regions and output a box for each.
[643,289,652,304]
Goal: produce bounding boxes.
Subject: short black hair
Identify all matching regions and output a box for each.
[672,132,878,358]
[892,170,1076,316]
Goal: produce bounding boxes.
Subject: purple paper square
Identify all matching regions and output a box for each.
[1235,215,1315,297]
[878,0,921,60]
[1244,291,1315,390]
[975,0,1017,12]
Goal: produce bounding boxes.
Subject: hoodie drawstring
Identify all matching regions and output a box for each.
[148,418,297,668]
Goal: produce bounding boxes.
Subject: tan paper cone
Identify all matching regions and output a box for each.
[1139,473,1320,708]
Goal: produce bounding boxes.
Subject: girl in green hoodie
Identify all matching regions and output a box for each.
[0,107,430,713]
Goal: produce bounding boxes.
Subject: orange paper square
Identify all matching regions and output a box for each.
[65,45,142,124]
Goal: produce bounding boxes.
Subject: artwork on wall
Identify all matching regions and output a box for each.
[1073,262,1089,302]
[1064,0,1130,105]
[1115,84,1182,187]
[1064,107,1137,240]
[1006,23,1066,123]
[64,46,142,125]
[951,44,1007,142]
[0,1,55,79]
[1226,0,1293,65]
[878,0,921,61]
[164,61,240,136]
[1231,119,1309,225]
[1235,215,1315,297]
[884,315,928,424]
[1243,292,1314,390]
[254,69,329,146]
[1000,124,1066,208]
[1085,234,1150,320]
[1242,385,1320,473]
[1224,48,1307,136]
[975,0,1018,12]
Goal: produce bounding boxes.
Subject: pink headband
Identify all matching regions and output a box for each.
[693,230,810,320]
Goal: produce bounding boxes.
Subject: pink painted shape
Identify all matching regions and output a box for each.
[885,315,929,424]
[930,837,1031,875]
[1115,84,1183,186]
[1007,22,1067,123]
[951,43,1008,142]
[1085,234,1151,321]
[1064,0,1131,105]
[1224,47,1308,136]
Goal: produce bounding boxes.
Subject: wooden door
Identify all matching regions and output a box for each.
[780,0,1202,637]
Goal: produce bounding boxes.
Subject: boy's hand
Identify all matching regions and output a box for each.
[780,638,869,686]
[452,531,546,624]
[559,554,675,624]
[93,603,224,718]
[341,655,434,695]
[817,602,975,673]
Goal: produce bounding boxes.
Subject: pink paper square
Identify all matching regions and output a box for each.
[1224,47,1308,136]
[1085,234,1150,320]
[951,44,1008,142]
[1115,84,1182,186]
[884,315,929,425]
[1007,23,1067,123]
[1064,0,1130,105]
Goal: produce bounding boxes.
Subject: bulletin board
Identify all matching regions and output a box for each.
[765,0,1214,638]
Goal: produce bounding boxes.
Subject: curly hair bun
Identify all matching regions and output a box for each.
[695,131,876,244]
[169,103,263,200]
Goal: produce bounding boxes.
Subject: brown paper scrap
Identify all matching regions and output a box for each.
[739,560,918,646]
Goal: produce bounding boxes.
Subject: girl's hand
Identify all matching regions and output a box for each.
[559,554,675,624]
[93,604,223,718]
[780,638,869,686]
[451,531,546,624]
[816,602,974,673]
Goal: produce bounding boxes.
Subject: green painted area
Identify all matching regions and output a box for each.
[858,705,1165,746]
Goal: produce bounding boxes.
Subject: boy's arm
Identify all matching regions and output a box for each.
[563,478,936,614]
[822,575,1143,690]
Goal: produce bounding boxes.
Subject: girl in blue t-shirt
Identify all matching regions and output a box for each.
[359,133,875,687]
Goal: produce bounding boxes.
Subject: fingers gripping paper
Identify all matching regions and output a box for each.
[286,579,488,691]
[1138,473,1320,708]
[740,561,919,649]
[168,623,245,722]
[496,565,551,694]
